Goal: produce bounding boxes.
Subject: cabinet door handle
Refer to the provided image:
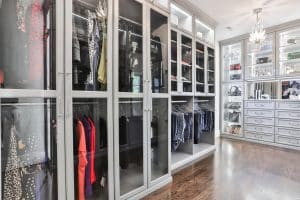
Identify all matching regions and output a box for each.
[289,122,300,127]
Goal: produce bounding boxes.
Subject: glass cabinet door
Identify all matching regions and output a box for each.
[207,47,215,94]
[1,98,58,199]
[72,0,108,91]
[222,82,243,136]
[0,0,56,90]
[181,35,193,93]
[278,27,300,77]
[118,98,144,196]
[150,98,168,182]
[171,30,178,92]
[73,98,109,200]
[246,81,278,100]
[222,42,243,82]
[118,0,143,93]
[150,9,168,93]
[195,42,205,93]
[246,34,274,80]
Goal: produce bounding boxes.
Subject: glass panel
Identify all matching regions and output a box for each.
[1,98,57,199]
[119,0,143,93]
[246,34,274,80]
[150,10,168,93]
[153,0,168,9]
[246,81,277,100]
[0,0,56,90]
[73,98,108,200]
[181,35,192,93]
[222,83,243,136]
[72,0,108,91]
[207,47,215,93]
[196,42,205,93]
[195,19,214,46]
[151,98,168,181]
[222,43,243,82]
[171,30,178,92]
[119,98,144,195]
[281,80,300,100]
[170,4,192,33]
[278,27,300,77]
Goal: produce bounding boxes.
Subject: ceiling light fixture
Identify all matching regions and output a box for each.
[249,8,266,45]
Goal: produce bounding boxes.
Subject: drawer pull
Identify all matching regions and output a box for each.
[290,105,300,109]
[289,113,300,118]
[254,104,265,107]
[255,127,263,131]
[288,139,299,144]
[254,119,261,123]
[288,130,298,135]
[289,122,300,127]
[254,112,264,115]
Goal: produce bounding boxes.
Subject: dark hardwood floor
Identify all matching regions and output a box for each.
[144,138,300,200]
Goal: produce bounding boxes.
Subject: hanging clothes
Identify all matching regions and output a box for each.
[194,110,215,144]
[171,112,186,151]
[151,36,163,92]
[97,21,107,85]
[87,117,96,184]
[3,126,22,200]
[75,120,88,200]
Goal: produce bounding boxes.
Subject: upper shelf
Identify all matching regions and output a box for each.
[170,3,193,34]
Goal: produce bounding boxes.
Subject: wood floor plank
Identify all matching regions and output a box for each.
[144,138,300,200]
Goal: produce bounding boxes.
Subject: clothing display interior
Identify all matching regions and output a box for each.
[3,0,300,200]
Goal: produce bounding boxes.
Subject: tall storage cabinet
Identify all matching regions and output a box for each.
[113,0,171,199]
[0,0,66,199]
[220,23,300,151]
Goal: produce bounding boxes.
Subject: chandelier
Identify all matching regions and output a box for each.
[249,8,266,44]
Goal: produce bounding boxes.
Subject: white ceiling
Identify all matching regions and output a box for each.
[188,0,300,41]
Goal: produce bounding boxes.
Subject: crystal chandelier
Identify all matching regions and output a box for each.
[249,8,266,44]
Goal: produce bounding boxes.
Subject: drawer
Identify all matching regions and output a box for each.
[244,109,274,118]
[244,116,274,126]
[244,101,275,109]
[245,132,274,142]
[276,118,300,129]
[275,135,300,147]
[275,127,300,138]
[276,101,300,110]
[275,110,300,119]
[244,124,274,134]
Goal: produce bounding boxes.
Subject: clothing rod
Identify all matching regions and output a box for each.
[73,13,88,21]
[119,16,142,26]
[73,102,106,105]
[194,100,210,103]
[119,101,143,104]
[119,29,143,38]
[172,100,188,103]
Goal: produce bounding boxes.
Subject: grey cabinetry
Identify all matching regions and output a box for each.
[275,101,300,147]
[244,101,275,143]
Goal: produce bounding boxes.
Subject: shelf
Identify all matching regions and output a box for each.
[181,44,192,49]
[246,62,273,68]
[171,40,177,43]
[279,58,300,64]
[248,49,272,56]
[279,43,300,52]
[196,65,204,70]
[223,121,242,125]
[196,49,204,54]
[182,62,192,67]
[196,82,204,85]
[171,60,177,63]
[208,69,214,72]
[208,54,214,58]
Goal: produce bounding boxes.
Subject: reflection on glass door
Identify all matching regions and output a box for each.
[196,42,205,93]
[1,98,58,199]
[72,0,108,91]
[0,0,56,90]
[207,47,215,93]
[118,0,143,93]
[73,98,108,200]
[171,30,178,92]
[151,99,168,181]
[119,98,144,195]
[150,9,168,93]
[181,35,193,93]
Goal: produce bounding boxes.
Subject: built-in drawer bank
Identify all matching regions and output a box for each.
[245,132,274,142]
[275,135,300,147]
[244,101,275,109]
[275,127,300,138]
[276,118,300,129]
[244,116,274,126]
[276,101,300,110]
[244,109,274,118]
[275,110,300,119]
[244,124,274,134]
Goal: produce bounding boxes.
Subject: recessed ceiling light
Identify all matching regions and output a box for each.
[226,26,232,31]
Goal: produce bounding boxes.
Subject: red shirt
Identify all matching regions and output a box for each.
[76,120,88,200]
[88,118,96,184]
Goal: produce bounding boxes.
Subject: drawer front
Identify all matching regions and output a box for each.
[244,116,274,126]
[275,127,300,138]
[244,109,274,118]
[244,124,274,134]
[245,132,274,142]
[245,101,275,109]
[276,101,300,110]
[275,110,300,119]
[276,118,300,129]
[275,135,300,147]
